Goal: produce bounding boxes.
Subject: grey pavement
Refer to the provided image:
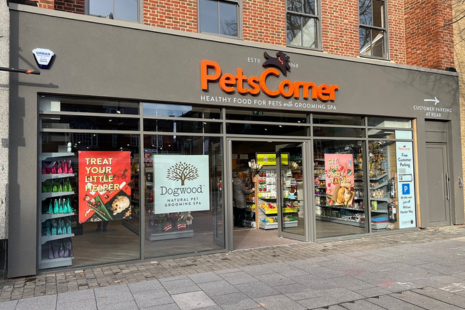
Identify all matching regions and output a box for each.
[2,226,465,309]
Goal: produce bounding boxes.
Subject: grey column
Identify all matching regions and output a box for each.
[0,0,10,241]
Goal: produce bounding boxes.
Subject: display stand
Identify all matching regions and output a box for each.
[253,174,259,229]
[39,152,75,269]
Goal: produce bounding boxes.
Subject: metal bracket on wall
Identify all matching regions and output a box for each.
[0,67,40,75]
[459,177,464,189]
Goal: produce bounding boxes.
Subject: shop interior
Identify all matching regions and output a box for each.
[231,141,303,249]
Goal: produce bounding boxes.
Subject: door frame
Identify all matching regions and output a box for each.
[276,143,308,242]
[225,138,314,252]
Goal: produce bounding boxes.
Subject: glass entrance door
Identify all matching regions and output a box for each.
[277,143,307,241]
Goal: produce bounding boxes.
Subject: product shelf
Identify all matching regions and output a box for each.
[41,213,75,222]
[317,205,365,212]
[41,173,75,182]
[315,215,365,227]
[371,209,388,213]
[369,173,387,181]
[41,191,75,201]
[283,207,299,213]
[41,233,75,244]
[39,257,74,269]
[259,206,277,215]
[259,221,278,229]
[369,182,388,190]
[41,152,75,161]
[370,197,390,202]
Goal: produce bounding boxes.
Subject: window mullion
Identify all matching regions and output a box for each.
[217,2,221,34]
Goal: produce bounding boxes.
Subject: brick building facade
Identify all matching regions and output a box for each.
[1,0,462,278]
[31,0,454,70]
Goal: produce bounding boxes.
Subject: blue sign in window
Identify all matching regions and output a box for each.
[402,183,410,195]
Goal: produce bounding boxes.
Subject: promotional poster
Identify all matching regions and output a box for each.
[153,155,210,214]
[78,151,132,223]
[324,154,355,207]
[396,142,416,228]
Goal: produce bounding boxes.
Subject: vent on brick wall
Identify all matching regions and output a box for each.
[445,67,457,72]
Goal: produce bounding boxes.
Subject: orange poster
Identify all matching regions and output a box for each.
[78,151,131,223]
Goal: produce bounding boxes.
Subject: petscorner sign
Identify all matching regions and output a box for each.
[200,59,339,102]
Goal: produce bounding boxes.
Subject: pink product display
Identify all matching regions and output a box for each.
[42,160,73,175]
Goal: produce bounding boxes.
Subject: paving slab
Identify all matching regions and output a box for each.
[296,289,364,309]
[171,291,216,310]
[389,290,464,309]
[413,286,465,308]
[197,280,239,297]
[253,294,306,310]
[210,292,259,310]
[340,299,386,310]
[128,279,164,293]
[161,278,201,295]
[15,294,57,310]
[56,297,97,310]
[132,288,174,308]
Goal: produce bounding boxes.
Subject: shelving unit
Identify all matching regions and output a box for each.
[367,142,395,229]
[256,167,279,229]
[39,152,76,270]
[279,166,300,230]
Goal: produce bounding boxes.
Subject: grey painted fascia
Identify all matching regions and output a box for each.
[9,3,458,78]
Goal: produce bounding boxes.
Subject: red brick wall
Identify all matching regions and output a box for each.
[143,0,197,32]
[388,0,406,65]
[54,0,84,14]
[35,0,84,13]
[321,0,406,64]
[321,0,359,57]
[30,0,455,70]
[404,0,455,70]
[243,0,286,46]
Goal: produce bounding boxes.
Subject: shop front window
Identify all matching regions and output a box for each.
[39,131,140,270]
[368,137,416,230]
[314,140,367,238]
[143,135,224,258]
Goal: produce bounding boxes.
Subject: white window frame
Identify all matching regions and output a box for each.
[198,0,241,38]
[85,0,143,23]
[359,0,389,59]
[286,0,322,50]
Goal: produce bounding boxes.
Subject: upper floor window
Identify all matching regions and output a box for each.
[359,0,387,58]
[286,0,320,49]
[199,0,239,37]
[87,0,139,22]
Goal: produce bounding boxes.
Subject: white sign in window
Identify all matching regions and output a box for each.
[396,142,416,228]
[153,155,210,214]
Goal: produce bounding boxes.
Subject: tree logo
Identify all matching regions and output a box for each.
[167,162,199,186]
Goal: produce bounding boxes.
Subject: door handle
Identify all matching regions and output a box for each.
[445,173,450,200]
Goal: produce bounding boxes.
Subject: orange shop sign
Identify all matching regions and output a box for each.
[200,60,339,102]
